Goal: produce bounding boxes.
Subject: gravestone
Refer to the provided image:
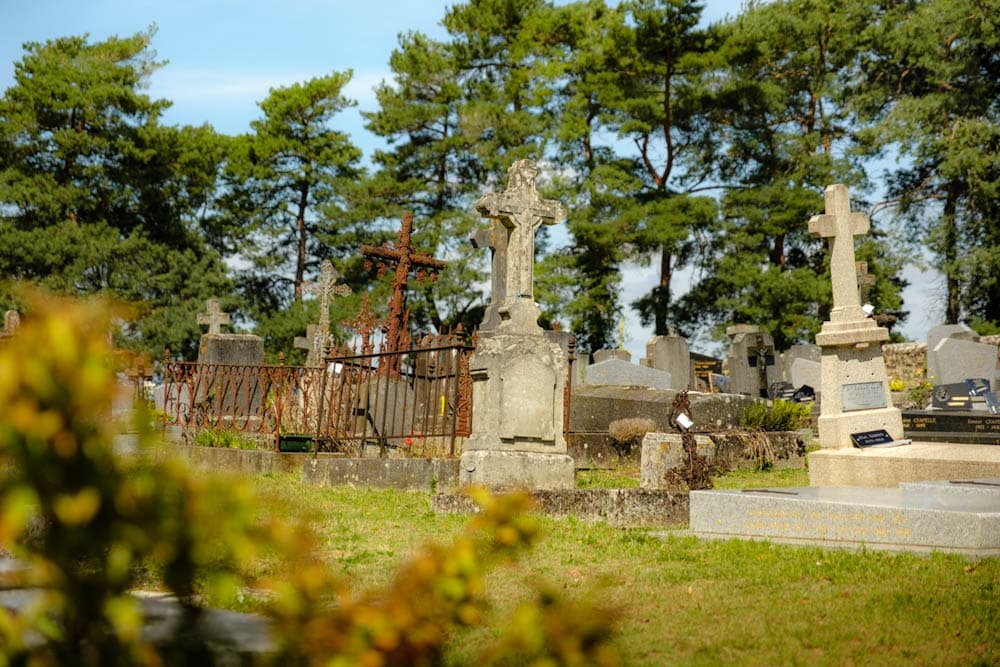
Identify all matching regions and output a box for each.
[726,325,778,398]
[195,299,265,419]
[789,357,821,394]
[927,323,980,358]
[461,160,574,489]
[808,184,902,448]
[645,335,693,391]
[779,343,821,383]
[928,337,998,387]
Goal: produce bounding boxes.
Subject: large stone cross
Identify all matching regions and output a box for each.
[808,184,869,322]
[470,219,508,332]
[197,298,231,335]
[302,259,352,341]
[475,160,566,305]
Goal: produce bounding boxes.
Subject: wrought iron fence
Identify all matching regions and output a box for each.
[162,329,475,456]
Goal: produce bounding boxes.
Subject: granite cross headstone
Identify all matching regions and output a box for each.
[197,299,231,335]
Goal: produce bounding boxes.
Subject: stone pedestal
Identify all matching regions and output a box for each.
[809,185,902,448]
[460,332,574,489]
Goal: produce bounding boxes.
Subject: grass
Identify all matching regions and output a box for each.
[213,470,998,666]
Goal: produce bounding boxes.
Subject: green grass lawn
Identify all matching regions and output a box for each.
[232,469,997,666]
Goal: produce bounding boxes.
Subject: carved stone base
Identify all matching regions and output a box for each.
[817,321,903,449]
[459,450,575,490]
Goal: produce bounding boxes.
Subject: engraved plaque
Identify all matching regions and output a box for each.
[841,381,886,411]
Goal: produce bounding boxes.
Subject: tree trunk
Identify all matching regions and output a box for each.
[942,182,960,324]
[294,186,309,300]
[655,247,672,335]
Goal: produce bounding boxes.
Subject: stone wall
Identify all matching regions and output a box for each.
[883,342,927,384]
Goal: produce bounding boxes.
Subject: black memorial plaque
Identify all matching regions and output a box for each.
[901,410,1000,445]
[850,429,895,448]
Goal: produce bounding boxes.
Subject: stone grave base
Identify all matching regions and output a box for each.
[433,488,689,527]
[459,450,575,490]
[689,479,1000,557]
[808,442,1000,487]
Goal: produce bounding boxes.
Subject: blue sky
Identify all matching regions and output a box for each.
[1,0,937,352]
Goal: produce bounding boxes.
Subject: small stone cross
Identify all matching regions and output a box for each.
[470,220,508,332]
[197,298,231,335]
[856,261,876,305]
[808,184,869,321]
[475,160,566,304]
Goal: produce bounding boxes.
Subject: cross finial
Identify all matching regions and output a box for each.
[808,184,870,320]
[197,298,231,335]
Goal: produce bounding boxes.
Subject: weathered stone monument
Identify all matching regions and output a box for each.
[808,184,902,448]
[645,335,693,391]
[195,299,265,420]
[726,325,778,398]
[460,160,574,489]
[295,260,352,367]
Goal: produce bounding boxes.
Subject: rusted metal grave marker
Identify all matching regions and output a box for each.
[361,212,446,370]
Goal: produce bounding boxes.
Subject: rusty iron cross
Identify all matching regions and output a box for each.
[341,294,383,355]
[197,298,231,335]
[361,212,446,355]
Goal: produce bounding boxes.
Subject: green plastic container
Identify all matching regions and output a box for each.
[278,434,314,453]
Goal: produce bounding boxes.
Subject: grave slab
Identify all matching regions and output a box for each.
[690,483,1000,557]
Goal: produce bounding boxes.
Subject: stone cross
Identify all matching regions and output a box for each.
[361,212,445,355]
[475,160,566,305]
[294,324,324,365]
[856,261,876,305]
[470,219,508,332]
[197,298,231,335]
[301,259,352,358]
[808,184,869,322]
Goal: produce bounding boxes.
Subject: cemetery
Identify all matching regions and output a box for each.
[2,0,999,662]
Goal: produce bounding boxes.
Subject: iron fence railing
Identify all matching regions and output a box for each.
[162,330,475,455]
